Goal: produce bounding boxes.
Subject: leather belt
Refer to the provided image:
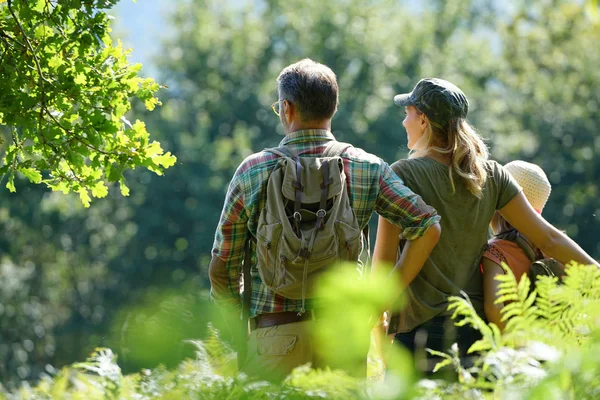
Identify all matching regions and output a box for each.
[252,310,316,330]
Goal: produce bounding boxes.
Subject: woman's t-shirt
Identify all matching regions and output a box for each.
[482,239,532,283]
[390,157,521,332]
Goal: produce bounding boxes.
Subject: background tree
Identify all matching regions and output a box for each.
[0,0,175,387]
[0,0,175,203]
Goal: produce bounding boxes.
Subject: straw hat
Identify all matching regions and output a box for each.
[504,160,552,213]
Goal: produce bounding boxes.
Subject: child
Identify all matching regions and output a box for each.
[481,160,554,330]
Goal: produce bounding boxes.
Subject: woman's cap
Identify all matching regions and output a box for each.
[394,78,469,128]
[504,160,552,213]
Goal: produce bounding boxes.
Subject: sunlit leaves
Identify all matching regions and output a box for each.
[0,0,176,206]
[433,263,600,397]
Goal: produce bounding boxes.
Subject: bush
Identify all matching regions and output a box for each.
[3,263,599,399]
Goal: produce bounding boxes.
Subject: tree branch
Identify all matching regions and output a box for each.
[45,110,110,156]
[7,0,48,145]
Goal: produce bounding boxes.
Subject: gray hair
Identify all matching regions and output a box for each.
[277,58,339,122]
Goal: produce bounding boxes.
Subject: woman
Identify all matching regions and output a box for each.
[373,78,598,369]
[482,160,562,330]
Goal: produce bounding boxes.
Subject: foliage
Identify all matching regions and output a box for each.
[0,0,175,205]
[3,264,600,399]
[5,338,368,400]
[493,1,600,254]
[424,263,600,399]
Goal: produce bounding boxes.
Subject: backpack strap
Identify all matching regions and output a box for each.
[265,146,304,236]
[323,140,370,266]
[495,229,539,262]
[264,145,297,159]
[315,159,329,230]
[291,156,304,236]
[322,140,352,158]
[513,235,540,262]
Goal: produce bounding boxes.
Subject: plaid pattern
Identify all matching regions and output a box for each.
[210,129,440,317]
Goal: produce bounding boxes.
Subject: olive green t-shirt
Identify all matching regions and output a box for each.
[391,157,521,332]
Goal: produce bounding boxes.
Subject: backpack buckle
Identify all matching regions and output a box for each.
[298,248,311,260]
[315,209,327,230]
[293,211,302,222]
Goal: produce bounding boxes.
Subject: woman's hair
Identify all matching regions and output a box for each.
[410,112,490,198]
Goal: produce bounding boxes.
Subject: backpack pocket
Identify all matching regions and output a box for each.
[256,221,283,288]
[335,220,362,263]
[271,230,338,299]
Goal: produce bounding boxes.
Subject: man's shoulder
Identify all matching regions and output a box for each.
[342,144,384,166]
[235,150,278,176]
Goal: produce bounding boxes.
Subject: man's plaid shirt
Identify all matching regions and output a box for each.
[209,129,440,317]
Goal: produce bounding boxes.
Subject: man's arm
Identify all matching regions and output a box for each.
[374,163,440,241]
[208,166,249,309]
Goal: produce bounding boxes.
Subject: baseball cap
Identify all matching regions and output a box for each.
[394,78,469,128]
[504,160,552,213]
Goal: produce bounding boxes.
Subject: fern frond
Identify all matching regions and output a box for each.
[432,358,453,373]
[468,339,492,354]
[447,294,499,353]
[523,291,537,309]
[516,273,532,303]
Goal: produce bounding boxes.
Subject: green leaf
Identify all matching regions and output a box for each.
[152,152,177,168]
[32,0,46,13]
[78,188,91,208]
[144,97,160,111]
[144,141,162,157]
[18,167,43,184]
[48,55,64,69]
[6,172,15,193]
[119,179,130,196]
[91,181,108,198]
[74,73,87,85]
[432,358,453,373]
[34,25,54,39]
[107,164,122,182]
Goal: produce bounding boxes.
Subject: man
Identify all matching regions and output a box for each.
[209,58,441,381]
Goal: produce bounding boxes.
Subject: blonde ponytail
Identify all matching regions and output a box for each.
[410,115,489,198]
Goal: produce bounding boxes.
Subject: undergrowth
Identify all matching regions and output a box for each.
[1,263,598,399]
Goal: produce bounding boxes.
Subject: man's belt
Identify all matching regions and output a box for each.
[252,310,316,330]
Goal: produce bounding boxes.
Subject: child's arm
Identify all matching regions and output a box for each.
[481,258,506,331]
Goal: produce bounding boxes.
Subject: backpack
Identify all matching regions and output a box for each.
[494,229,565,289]
[251,141,366,314]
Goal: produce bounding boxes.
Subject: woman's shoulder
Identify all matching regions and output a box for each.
[483,159,503,173]
[391,157,437,172]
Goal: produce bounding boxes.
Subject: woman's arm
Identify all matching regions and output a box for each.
[372,216,401,275]
[481,258,506,331]
[499,192,599,267]
[373,216,441,290]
